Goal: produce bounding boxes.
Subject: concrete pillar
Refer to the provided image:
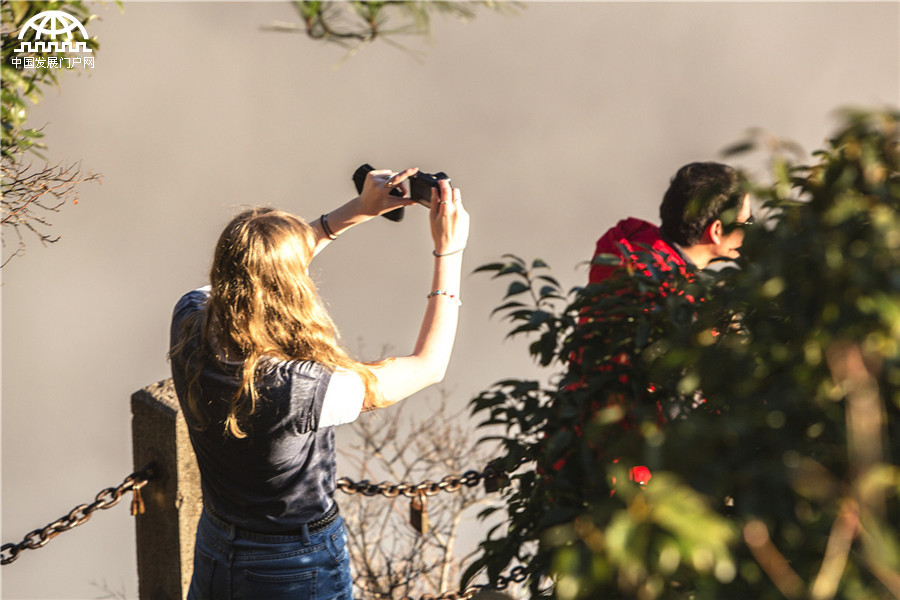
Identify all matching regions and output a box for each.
[131,378,201,600]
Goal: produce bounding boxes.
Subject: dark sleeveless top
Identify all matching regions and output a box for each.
[169,289,335,534]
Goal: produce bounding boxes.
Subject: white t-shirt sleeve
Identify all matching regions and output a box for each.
[319,369,365,428]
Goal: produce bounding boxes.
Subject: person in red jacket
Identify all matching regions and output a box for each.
[590,162,752,284]
[588,161,753,485]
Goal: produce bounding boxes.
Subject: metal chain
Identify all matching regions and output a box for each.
[2,459,526,600]
[342,460,526,598]
[336,459,513,499]
[1,463,155,566]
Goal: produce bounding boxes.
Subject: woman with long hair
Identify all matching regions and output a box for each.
[169,167,469,600]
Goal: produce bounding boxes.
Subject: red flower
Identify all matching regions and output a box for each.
[629,466,652,485]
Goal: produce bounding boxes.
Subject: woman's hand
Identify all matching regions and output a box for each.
[358,167,419,217]
[430,179,469,255]
[311,166,425,257]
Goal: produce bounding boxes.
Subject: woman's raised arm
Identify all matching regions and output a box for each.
[364,179,470,409]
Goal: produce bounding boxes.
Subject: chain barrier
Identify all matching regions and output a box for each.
[0,463,156,566]
[336,458,513,499]
[2,457,528,599]
[340,460,526,598]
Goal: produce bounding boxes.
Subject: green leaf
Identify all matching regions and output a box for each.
[591,253,622,266]
[537,274,562,288]
[473,262,505,274]
[490,300,526,317]
[507,323,537,338]
[504,281,530,299]
[529,310,551,327]
[498,262,527,277]
[539,285,559,298]
[721,138,756,157]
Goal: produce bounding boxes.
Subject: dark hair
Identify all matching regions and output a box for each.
[659,162,743,246]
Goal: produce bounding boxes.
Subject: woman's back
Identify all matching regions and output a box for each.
[171,288,337,534]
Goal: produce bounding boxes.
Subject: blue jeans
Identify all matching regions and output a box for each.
[188,507,353,600]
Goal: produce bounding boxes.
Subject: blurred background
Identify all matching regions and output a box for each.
[2,2,898,598]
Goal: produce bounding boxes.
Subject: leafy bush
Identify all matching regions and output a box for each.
[465,107,900,600]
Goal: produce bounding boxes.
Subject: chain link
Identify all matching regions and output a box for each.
[492,565,528,590]
[1,463,155,566]
[378,565,528,600]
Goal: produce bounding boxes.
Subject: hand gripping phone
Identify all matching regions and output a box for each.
[353,164,451,222]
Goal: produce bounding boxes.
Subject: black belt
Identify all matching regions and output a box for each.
[297,502,340,534]
[206,502,340,535]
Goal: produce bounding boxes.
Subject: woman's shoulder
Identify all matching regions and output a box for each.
[172,287,210,326]
[265,358,332,383]
[174,286,210,311]
[170,286,207,333]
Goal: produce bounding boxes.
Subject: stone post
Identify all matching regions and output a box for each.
[131,379,201,600]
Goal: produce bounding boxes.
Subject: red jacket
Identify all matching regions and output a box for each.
[589,218,688,285]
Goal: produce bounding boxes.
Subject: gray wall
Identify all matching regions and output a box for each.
[2,2,898,598]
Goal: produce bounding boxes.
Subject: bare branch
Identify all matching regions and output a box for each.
[340,388,500,598]
[1,157,101,266]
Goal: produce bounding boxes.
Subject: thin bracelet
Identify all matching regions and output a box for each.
[320,214,338,240]
[433,247,465,257]
[427,290,462,306]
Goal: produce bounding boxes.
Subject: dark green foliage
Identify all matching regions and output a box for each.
[466,108,900,599]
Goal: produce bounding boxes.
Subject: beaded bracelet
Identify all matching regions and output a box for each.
[320,214,338,240]
[427,290,462,306]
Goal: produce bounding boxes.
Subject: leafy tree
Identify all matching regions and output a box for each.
[465,107,900,599]
[1,1,102,265]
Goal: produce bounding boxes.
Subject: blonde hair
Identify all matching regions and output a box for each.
[178,207,379,438]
